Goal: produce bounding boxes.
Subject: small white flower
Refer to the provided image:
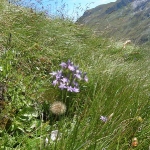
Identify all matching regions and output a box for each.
[50,130,62,141]
[0,66,3,71]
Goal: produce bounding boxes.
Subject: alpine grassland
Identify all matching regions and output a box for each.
[0,0,150,149]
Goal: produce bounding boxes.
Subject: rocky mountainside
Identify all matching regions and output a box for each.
[77,0,150,45]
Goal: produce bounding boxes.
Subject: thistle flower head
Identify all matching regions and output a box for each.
[50,101,66,115]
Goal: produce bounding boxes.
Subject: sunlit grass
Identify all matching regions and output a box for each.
[0,0,150,149]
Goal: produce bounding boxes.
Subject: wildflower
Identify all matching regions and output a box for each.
[73,81,78,87]
[72,87,79,93]
[67,86,73,92]
[50,60,88,93]
[68,64,75,71]
[58,83,67,90]
[0,66,3,71]
[50,130,62,141]
[83,73,88,82]
[52,80,59,86]
[67,59,76,71]
[55,70,62,79]
[60,62,67,68]
[74,70,82,80]
[50,101,66,115]
[100,116,108,122]
[61,77,69,84]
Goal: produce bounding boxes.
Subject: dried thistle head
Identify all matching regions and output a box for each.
[50,101,66,115]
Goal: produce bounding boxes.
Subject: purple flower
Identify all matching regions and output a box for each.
[67,86,73,92]
[73,81,78,87]
[100,116,108,122]
[50,59,88,93]
[84,75,88,82]
[61,77,69,84]
[72,87,79,93]
[52,80,59,86]
[60,62,67,68]
[74,70,82,80]
[83,73,88,82]
[59,83,67,90]
[67,59,72,65]
[68,64,75,71]
[74,73,81,80]
[56,70,62,79]
[67,60,75,71]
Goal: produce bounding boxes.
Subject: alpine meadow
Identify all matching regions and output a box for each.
[0,0,150,149]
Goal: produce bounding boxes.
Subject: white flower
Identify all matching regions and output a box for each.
[0,66,3,71]
[50,130,62,141]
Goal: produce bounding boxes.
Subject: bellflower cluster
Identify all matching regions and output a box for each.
[50,60,88,93]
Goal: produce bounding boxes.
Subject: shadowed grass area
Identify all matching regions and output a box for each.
[0,0,150,149]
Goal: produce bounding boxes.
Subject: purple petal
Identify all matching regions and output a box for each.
[73,81,78,87]
[76,69,82,74]
[68,65,75,71]
[52,80,59,86]
[67,86,73,92]
[60,62,67,68]
[84,76,88,82]
[74,73,82,80]
[67,60,72,65]
[59,83,67,90]
[72,87,79,93]
[83,73,88,82]
[61,77,69,84]
[100,116,108,122]
[56,70,62,79]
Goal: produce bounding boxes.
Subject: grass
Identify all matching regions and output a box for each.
[0,0,150,149]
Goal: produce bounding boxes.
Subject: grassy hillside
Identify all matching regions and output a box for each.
[0,0,150,149]
[77,0,150,46]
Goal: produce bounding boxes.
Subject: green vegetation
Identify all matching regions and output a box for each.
[0,0,150,149]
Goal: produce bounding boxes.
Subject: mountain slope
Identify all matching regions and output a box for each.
[77,0,150,45]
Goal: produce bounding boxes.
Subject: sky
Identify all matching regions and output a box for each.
[15,0,117,20]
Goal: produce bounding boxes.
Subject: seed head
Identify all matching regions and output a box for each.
[50,101,66,115]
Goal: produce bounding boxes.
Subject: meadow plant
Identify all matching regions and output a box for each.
[100,116,108,122]
[50,101,66,115]
[50,60,88,93]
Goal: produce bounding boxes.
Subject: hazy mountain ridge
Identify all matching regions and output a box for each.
[77,0,150,45]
